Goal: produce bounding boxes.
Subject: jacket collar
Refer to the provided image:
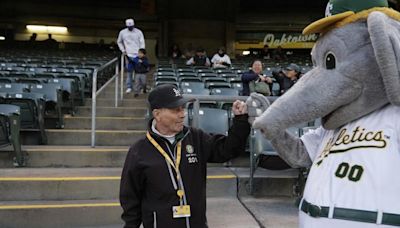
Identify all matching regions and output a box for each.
[147,118,189,146]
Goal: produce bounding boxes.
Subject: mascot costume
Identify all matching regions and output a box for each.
[246,0,400,227]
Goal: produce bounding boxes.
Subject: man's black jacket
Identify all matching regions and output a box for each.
[120,115,250,228]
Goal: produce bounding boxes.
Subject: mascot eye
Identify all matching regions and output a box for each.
[325,53,336,70]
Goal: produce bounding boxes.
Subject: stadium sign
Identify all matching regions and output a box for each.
[235,32,319,49]
[263,33,318,48]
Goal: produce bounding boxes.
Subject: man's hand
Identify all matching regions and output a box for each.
[232,100,247,116]
[265,77,273,84]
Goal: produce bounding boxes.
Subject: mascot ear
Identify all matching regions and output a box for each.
[368,11,400,105]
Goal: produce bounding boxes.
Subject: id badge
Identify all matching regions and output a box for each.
[172,205,191,218]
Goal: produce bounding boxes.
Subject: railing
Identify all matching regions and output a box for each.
[91,57,120,147]
[120,54,126,101]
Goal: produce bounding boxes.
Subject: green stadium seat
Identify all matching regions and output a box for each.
[5,93,47,144]
[30,84,64,128]
[196,108,229,135]
[0,83,30,93]
[0,104,24,166]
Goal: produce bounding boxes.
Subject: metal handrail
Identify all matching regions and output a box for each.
[120,54,125,100]
[91,57,120,147]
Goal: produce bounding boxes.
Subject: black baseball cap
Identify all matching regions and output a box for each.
[285,63,300,73]
[148,84,194,110]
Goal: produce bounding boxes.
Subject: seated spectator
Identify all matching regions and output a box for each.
[273,46,287,61]
[211,47,231,68]
[29,33,37,42]
[43,34,58,49]
[186,48,211,67]
[168,43,182,60]
[241,60,269,96]
[266,63,301,95]
[259,44,272,60]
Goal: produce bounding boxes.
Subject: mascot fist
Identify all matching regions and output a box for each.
[245,93,270,126]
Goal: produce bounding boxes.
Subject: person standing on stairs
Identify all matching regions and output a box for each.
[128,48,149,97]
[117,18,145,94]
[120,84,251,228]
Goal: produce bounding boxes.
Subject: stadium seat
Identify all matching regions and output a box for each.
[199,73,218,78]
[58,74,85,105]
[178,72,197,77]
[155,81,179,87]
[0,83,30,93]
[155,76,178,82]
[33,73,56,79]
[157,67,175,73]
[48,78,78,114]
[181,87,210,95]
[177,68,195,73]
[0,104,24,166]
[196,108,229,135]
[202,77,226,83]
[5,93,47,144]
[205,81,231,89]
[8,72,31,78]
[210,88,239,96]
[196,69,214,74]
[215,69,233,74]
[0,78,14,83]
[219,73,238,78]
[155,71,176,77]
[178,76,202,83]
[179,81,205,90]
[30,84,64,128]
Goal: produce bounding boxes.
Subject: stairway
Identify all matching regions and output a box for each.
[0,79,264,228]
[0,82,148,227]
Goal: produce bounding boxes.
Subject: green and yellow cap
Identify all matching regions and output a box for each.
[302,0,400,35]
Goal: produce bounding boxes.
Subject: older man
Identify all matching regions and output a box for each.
[120,84,250,228]
[117,18,145,93]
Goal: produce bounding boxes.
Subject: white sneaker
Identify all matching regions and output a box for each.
[126,88,132,93]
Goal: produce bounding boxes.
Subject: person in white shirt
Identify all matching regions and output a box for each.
[117,18,145,93]
[211,47,231,68]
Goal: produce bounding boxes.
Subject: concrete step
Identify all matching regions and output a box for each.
[0,146,240,168]
[76,106,147,117]
[239,196,298,228]
[64,116,147,130]
[84,98,147,107]
[0,167,237,201]
[0,146,128,168]
[0,199,122,228]
[232,167,300,197]
[42,129,145,146]
[0,197,258,228]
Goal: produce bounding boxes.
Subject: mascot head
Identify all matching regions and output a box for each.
[254,0,400,132]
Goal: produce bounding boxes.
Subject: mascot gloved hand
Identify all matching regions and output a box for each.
[246,0,400,227]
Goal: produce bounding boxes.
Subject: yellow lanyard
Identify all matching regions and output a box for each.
[146,132,182,179]
[146,132,185,200]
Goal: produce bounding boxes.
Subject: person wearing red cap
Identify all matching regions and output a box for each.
[120,84,250,228]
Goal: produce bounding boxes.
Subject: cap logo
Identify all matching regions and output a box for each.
[173,88,181,97]
[325,2,333,17]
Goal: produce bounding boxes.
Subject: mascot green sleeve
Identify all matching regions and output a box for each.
[246,0,400,227]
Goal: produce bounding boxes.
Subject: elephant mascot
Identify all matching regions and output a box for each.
[246,0,400,227]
